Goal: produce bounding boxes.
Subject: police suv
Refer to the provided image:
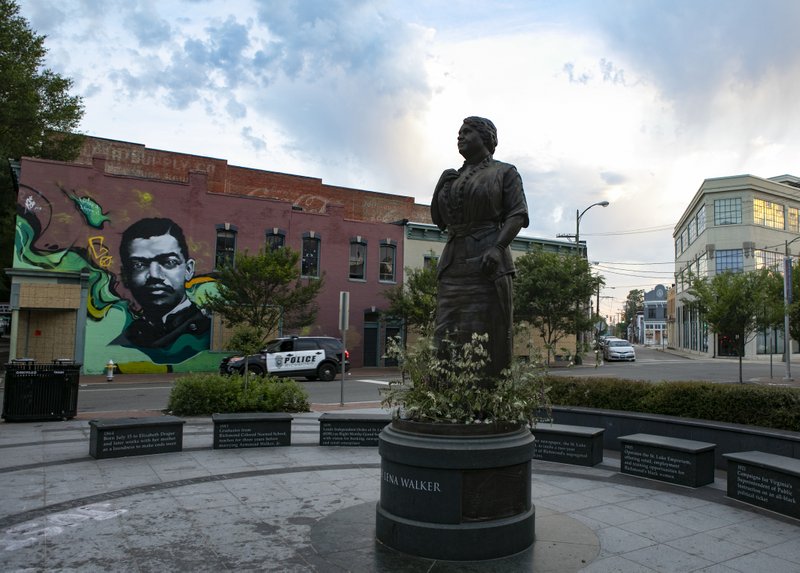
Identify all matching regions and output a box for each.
[219,336,350,381]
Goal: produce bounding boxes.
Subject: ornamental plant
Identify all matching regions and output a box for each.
[380,333,550,426]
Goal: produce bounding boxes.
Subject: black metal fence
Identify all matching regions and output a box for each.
[2,360,81,422]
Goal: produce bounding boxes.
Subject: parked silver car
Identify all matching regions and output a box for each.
[603,339,636,362]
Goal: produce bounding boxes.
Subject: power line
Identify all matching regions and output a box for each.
[582,224,674,237]
[593,260,674,266]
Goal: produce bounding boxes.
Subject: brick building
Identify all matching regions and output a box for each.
[10,136,430,374]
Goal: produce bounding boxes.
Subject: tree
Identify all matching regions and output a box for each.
[513,249,599,364]
[203,246,324,346]
[0,0,84,162]
[1,0,85,294]
[382,263,438,338]
[686,269,783,383]
[623,289,644,327]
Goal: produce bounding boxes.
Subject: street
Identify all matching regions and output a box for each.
[549,344,798,385]
[3,345,799,418]
[72,372,394,415]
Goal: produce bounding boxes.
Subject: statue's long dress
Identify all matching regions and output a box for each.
[431,157,529,380]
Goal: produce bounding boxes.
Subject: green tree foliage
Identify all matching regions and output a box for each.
[0,0,84,295]
[382,263,438,336]
[0,0,84,162]
[787,259,800,342]
[513,250,599,363]
[203,246,324,344]
[686,269,783,382]
[623,289,644,326]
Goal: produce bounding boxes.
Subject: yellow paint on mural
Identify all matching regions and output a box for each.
[116,361,170,374]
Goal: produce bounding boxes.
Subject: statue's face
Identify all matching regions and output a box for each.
[457,123,488,160]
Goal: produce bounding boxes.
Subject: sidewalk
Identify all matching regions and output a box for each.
[3,410,800,571]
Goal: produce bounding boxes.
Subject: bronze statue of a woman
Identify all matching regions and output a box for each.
[431,117,529,382]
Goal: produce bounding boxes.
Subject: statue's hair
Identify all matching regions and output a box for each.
[463,116,497,153]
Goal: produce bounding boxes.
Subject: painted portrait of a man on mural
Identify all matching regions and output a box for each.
[111,217,211,352]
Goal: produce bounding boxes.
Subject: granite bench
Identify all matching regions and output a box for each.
[319,412,391,446]
[212,412,293,449]
[89,415,185,459]
[619,433,716,487]
[532,423,605,466]
[724,451,800,519]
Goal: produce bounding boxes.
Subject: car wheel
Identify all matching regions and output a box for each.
[317,362,337,382]
[247,364,265,376]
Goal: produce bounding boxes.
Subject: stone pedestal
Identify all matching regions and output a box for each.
[376,420,535,561]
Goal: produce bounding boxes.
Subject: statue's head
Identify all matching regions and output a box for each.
[462,116,498,154]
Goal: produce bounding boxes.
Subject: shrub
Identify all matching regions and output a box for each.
[381,333,548,425]
[545,375,800,432]
[167,372,310,416]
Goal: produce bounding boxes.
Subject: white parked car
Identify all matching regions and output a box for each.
[604,339,636,362]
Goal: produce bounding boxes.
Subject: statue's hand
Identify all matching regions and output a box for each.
[481,246,502,277]
[437,169,460,188]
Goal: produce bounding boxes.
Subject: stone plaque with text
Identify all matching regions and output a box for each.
[319,413,390,446]
[619,434,715,487]
[212,413,292,449]
[725,451,800,519]
[532,424,604,466]
[89,416,184,459]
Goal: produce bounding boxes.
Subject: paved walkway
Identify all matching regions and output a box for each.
[3,411,800,572]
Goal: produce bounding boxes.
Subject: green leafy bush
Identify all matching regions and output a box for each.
[381,333,548,425]
[167,373,310,416]
[546,376,800,431]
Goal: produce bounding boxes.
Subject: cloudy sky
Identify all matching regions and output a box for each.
[19,0,800,318]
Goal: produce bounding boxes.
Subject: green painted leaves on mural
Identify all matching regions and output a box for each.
[61,186,110,228]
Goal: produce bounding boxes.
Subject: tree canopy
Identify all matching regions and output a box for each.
[513,249,598,363]
[382,263,438,336]
[0,0,84,163]
[203,247,324,345]
[686,268,783,382]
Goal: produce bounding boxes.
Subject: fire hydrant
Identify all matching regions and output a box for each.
[106,359,115,382]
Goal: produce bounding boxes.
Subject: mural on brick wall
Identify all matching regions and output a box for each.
[15,183,218,374]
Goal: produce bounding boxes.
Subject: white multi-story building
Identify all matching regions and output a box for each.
[671,173,800,358]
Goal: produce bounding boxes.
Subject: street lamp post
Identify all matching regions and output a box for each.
[783,238,800,380]
[576,201,610,256]
[574,201,609,359]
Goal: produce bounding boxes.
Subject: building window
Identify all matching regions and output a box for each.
[714,198,742,225]
[788,207,800,233]
[753,198,784,229]
[424,254,439,269]
[687,218,695,245]
[349,236,367,280]
[755,249,782,271]
[715,249,743,273]
[675,236,683,257]
[301,233,321,278]
[265,228,285,250]
[379,240,397,282]
[215,224,237,268]
[696,206,706,235]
